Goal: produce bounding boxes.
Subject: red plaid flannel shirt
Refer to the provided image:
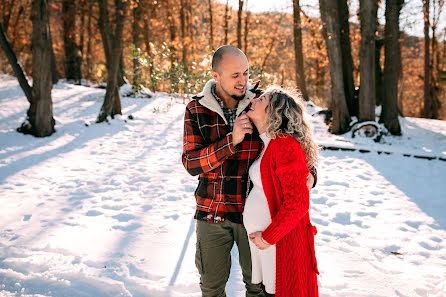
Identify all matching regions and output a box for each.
[182,80,263,224]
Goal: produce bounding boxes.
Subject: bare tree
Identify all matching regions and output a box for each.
[132,0,142,92]
[237,0,244,48]
[85,2,93,80]
[429,0,444,118]
[422,0,432,118]
[63,0,81,82]
[261,14,285,69]
[180,0,189,69]
[380,0,403,135]
[224,0,230,44]
[208,0,214,51]
[17,0,55,136]
[165,0,177,67]
[48,23,60,84]
[337,0,356,116]
[319,0,351,134]
[96,0,127,123]
[359,0,378,121]
[0,20,32,102]
[1,0,15,33]
[292,0,309,101]
[243,0,249,54]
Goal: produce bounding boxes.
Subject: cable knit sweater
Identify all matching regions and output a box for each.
[260,135,319,297]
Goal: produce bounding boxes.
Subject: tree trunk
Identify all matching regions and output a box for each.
[243,0,249,54]
[224,0,229,44]
[237,0,243,49]
[85,2,92,80]
[429,0,442,119]
[11,5,24,49]
[380,0,402,135]
[319,0,351,134]
[292,0,309,101]
[96,0,127,123]
[359,0,378,121]
[375,37,383,105]
[0,21,32,103]
[309,22,325,101]
[337,0,356,116]
[1,0,15,33]
[79,2,85,62]
[97,0,124,87]
[63,0,81,82]
[180,0,188,70]
[208,0,214,51]
[132,0,142,92]
[166,0,177,67]
[48,24,60,84]
[20,0,55,137]
[422,0,432,118]
[261,35,277,69]
[143,1,153,80]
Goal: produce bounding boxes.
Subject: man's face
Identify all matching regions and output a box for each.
[212,54,249,101]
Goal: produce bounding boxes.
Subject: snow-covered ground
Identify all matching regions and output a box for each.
[0,74,445,297]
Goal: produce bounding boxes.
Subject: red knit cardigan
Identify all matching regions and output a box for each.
[260,135,319,297]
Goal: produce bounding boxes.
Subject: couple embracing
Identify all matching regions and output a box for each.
[182,45,319,297]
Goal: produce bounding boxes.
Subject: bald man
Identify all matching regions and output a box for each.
[182,45,316,296]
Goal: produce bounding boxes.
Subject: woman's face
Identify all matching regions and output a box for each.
[247,92,270,123]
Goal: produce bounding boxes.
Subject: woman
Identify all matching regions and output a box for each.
[242,86,319,297]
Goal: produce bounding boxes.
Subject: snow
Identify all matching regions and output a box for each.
[0,74,445,297]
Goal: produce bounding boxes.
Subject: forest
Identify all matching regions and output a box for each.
[0,0,445,137]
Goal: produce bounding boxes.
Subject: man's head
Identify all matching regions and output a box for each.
[211,45,249,101]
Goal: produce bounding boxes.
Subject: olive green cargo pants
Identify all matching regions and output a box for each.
[195,219,265,297]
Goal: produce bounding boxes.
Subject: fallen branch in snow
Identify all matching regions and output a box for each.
[320,145,446,162]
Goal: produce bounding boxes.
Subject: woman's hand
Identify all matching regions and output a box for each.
[249,231,271,250]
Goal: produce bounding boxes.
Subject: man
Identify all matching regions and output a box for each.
[182,45,316,297]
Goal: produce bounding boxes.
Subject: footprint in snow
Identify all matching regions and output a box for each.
[312,197,328,204]
[333,212,351,225]
[165,196,179,201]
[86,210,103,216]
[112,213,136,222]
[112,223,142,231]
[406,221,422,229]
[357,212,378,218]
[323,181,349,187]
[367,200,382,206]
[419,241,442,251]
[311,218,329,226]
[142,205,153,212]
[165,214,179,220]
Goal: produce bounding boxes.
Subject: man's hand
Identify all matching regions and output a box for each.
[307,173,314,191]
[249,231,270,250]
[233,112,253,146]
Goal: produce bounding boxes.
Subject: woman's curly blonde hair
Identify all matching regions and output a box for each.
[264,86,319,167]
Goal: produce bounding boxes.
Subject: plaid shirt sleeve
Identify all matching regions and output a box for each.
[182,105,236,176]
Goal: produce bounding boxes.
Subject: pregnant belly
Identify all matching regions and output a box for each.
[243,188,272,234]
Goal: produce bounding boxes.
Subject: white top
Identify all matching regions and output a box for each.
[243,132,272,235]
[243,132,276,294]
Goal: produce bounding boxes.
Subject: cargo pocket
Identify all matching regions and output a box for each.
[195,239,205,274]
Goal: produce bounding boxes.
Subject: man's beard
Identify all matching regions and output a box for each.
[231,94,245,101]
[220,83,246,101]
